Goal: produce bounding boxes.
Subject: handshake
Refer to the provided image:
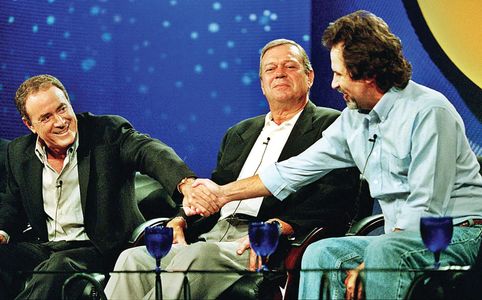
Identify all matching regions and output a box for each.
[182,178,229,217]
[180,175,269,217]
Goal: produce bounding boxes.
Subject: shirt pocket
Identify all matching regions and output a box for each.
[388,151,410,187]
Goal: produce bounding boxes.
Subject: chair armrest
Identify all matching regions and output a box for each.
[128,217,170,247]
[62,273,108,300]
[346,214,384,236]
[285,227,332,270]
[283,227,344,300]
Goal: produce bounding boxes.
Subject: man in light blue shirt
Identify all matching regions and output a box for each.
[189,10,482,299]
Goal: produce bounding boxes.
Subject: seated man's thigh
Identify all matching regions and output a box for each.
[0,242,49,272]
[39,245,104,271]
[166,241,249,271]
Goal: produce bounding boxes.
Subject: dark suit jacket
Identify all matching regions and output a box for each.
[185,101,359,241]
[0,113,195,256]
[0,138,9,193]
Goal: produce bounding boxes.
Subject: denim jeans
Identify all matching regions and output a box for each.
[299,226,482,299]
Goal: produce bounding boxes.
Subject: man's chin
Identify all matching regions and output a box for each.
[47,135,75,151]
[346,101,358,110]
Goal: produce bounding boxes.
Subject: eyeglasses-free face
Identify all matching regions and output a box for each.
[260,44,314,105]
[23,85,78,155]
[30,103,69,126]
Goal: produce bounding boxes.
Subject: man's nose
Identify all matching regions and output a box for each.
[53,114,66,126]
[331,76,339,89]
[275,70,286,78]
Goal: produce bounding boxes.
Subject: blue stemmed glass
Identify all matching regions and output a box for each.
[145,225,173,300]
[420,217,453,269]
[248,221,280,272]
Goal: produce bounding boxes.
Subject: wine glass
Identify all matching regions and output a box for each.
[145,225,173,300]
[420,216,453,269]
[248,221,281,272]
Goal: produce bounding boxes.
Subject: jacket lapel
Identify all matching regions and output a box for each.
[278,101,316,161]
[229,117,265,176]
[20,144,47,237]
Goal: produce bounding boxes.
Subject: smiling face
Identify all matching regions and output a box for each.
[330,43,377,110]
[23,85,77,154]
[260,44,314,105]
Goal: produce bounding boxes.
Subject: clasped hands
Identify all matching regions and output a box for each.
[181,178,227,217]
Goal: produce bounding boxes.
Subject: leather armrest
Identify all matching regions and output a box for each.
[346,213,384,236]
[128,217,170,247]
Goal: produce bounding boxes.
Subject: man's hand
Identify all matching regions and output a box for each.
[166,217,188,245]
[344,262,365,300]
[178,178,198,216]
[235,219,293,271]
[188,179,226,216]
[0,234,7,245]
[236,235,260,271]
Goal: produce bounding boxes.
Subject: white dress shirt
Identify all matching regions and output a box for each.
[35,136,89,241]
[220,110,302,218]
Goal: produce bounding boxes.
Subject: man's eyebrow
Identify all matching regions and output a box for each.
[264,58,299,66]
[37,103,66,119]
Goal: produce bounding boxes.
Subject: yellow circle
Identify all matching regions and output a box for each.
[418,0,482,88]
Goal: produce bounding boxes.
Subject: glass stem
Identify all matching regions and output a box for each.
[260,256,269,272]
[155,258,162,300]
[433,251,441,269]
[156,258,161,273]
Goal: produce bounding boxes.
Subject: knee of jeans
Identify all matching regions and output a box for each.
[364,237,404,267]
[301,238,338,268]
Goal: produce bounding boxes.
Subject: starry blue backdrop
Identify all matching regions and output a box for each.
[0,0,312,176]
[1,0,480,177]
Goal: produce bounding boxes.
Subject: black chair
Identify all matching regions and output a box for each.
[404,267,475,300]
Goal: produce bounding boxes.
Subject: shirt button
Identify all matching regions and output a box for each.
[374,180,379,184]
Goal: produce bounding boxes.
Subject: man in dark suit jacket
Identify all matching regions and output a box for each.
[105,39,358,299]
[0,74,195,299]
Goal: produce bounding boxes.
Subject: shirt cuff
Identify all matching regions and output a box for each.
[259,163,296,201]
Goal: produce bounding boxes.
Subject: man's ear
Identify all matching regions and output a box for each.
[22,117,36,134]
[260,78,266,96]
[307,70,315,88]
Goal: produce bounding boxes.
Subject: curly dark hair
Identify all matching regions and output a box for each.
[15,74,70,123]
[322,10,412,92]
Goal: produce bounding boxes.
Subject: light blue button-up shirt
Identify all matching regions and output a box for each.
[260,81,482,233]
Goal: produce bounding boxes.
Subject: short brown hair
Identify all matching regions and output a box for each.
[322,10,411,92]
[259,39,313,77]
[15,74,70,123]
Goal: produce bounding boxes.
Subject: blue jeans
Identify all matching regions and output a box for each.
[299,226,482,299]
